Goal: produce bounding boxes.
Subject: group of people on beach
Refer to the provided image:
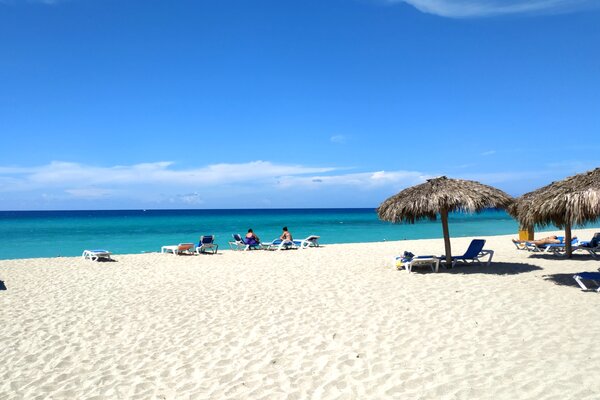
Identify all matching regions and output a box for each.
[244,226,292,245]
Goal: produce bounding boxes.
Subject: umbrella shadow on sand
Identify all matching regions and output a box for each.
[440,261,542,275]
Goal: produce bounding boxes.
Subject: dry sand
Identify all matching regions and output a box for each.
[1,229,599,400]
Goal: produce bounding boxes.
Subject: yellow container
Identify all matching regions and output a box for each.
[518,227,534,241]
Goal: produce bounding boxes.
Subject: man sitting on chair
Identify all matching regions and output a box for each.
[280,226,293,242]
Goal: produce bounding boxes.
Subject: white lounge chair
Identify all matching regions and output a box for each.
[573,272,600,292]
[293,235,320,249]
[512,240,529,251]
[394,255,440,273]
[161,243,194,255]
[229,234,262,251]
[262,239,297,251]
[82,249,112,261]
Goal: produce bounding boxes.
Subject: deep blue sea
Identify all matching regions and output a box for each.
[0,208,593,260]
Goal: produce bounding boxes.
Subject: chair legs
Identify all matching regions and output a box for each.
[574,275,600,292]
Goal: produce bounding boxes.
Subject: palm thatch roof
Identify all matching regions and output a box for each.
[509,167,600,229]
[509,167,600,258]
[377,176,513,223]
[377,176,513,266]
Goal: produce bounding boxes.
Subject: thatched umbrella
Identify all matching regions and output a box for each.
[377,176,513,265]
[509,167,600,258]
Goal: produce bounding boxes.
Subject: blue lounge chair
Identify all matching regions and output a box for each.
[573,232,600,259]
[196,235,219,254]
[573,272,600,292]
[228,234,262,251]
[523,236,564,253]
[539,237,579,255]
[443,239,494,268]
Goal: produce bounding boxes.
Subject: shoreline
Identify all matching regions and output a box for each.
[1,226,599,262]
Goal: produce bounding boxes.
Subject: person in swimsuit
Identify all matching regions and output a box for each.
[512,235,561,246]
[280,226,293,242]
[245,229,260,245]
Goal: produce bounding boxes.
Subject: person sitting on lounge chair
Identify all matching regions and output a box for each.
[512,235,561,246]
[245,229,260,246]
[280,226,293,242]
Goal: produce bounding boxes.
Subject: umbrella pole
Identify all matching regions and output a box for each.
[441,208,452,266]
[565,222,572,258]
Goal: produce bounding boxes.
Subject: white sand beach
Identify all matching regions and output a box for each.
[1,229,600,400]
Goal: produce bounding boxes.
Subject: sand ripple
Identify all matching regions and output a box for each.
[1,230,600,399]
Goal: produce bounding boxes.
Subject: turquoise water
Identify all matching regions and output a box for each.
[0,208,591,260]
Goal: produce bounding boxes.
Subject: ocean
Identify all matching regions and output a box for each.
[0,208,586,260]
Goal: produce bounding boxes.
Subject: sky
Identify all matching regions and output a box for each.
[0,0,599,210]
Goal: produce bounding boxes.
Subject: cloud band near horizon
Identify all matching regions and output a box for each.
[389,0,597,17]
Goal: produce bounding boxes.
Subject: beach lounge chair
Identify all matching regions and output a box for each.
[512,240,529,251]
[228,234,262,251]
[262,238,297,251]
[196,235,219,254]
[161,243,194,255]
[573,233,600,259]
[443,239,494,268]
[522,236,564,253]
[82,249,112,261]
[293,235,320,249]
[522,236,577,254]
[531,237,579,255]
[573,272,600,292]
[394,254,440,273]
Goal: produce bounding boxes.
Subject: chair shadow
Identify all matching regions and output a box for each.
[441,261,542,275]
[527,253,598,262]
[542,273,583,289]
[0,280,6,290]
[97,258,117,262]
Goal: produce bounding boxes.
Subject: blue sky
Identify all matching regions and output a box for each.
[0,0,599,210]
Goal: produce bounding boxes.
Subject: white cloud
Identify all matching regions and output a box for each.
[3,159,584,208]
[481,150,496,156]
[276,170,430,189]
[389,0,596,17]
[0,160,434,207]
[0,160,338,192]
[330,135,347,144]
[64,187,114,198]
[174,192,204,205]
[0,0,62,4]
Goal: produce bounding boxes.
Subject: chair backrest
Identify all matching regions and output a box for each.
[306,235,320,241]
[233,233,243,243]
[463,239,486,258]
[201,235,215,244]
[591,232,600,247]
